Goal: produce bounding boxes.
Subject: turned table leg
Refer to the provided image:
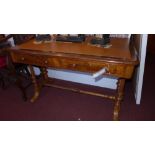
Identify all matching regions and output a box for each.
[113,78,125,121]
[29,65,40,103]
[40,67,48,81]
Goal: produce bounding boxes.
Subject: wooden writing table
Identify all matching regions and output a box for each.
[9,37,138,120]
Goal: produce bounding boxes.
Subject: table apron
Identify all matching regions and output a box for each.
[11,52,135,79]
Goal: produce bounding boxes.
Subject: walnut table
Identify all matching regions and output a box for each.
[8,37,138,120]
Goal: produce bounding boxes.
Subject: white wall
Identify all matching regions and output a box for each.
[134,34,148,104]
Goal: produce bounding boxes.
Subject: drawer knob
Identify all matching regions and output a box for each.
[72,64,77,67]
[21,57,25,61]
[45,60,48,64]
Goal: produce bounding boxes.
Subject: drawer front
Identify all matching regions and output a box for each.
[11,52,49,66]
[11,52,108,72]
[11,52,134,78]
[48,57,134,78]
[107,63,134,79]
[47,57,109,73]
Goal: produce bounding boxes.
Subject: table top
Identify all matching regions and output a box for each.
[10,37,138,64]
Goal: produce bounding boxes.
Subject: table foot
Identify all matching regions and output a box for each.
[113,104,120,121]
[30,91,40,103]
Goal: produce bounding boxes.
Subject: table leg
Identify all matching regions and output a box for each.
[29,65,40,103]
[113,78,125,121]
[40,67,48,81]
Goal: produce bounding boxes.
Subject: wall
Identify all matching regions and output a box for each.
[133,34,148,104]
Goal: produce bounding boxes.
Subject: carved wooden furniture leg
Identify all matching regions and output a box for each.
[39,67,49,89]
[40,67,48,81]
[29,65,40,103]
[113,78,125,121]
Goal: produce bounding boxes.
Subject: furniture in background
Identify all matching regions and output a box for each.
[12,34,36,45]
[0,34,34,100]
[8,35,139,120]
[11,34,35,77]
[0,34,11,89]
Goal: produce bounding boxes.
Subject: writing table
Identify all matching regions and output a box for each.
[9,37,138,120]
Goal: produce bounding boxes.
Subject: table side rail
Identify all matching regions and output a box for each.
[10,51,135,79]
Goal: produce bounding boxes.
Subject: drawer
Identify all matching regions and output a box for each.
[11,52,49,66]
[47,57,109,73]
[108,63,134,79]
[47,57,134,78]
[11,52,134,78]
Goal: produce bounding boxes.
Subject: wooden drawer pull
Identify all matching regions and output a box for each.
[72,64,77,67]
[44,60,48,64]
[21,57,25,61]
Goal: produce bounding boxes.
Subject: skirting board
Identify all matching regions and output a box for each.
[34,67,117,90]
